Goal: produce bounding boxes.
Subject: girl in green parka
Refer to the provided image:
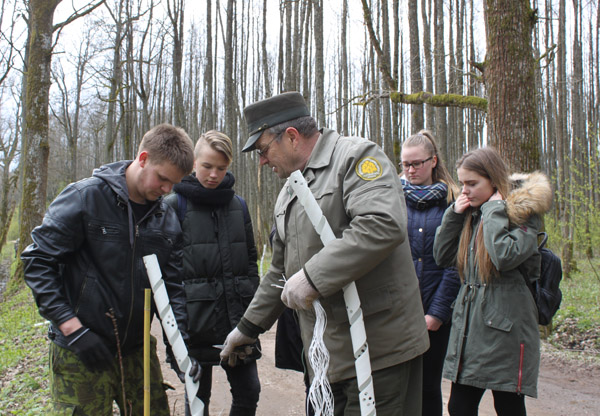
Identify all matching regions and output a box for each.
[433,147,552,416]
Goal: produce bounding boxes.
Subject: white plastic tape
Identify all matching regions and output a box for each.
[288,170,376,416]
[143,254,204,416]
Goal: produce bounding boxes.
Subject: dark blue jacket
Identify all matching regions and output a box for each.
[406,195,460,323]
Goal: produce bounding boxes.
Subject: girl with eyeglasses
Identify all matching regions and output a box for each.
[400,130,461,416]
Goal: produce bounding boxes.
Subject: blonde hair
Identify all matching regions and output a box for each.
[455,147,510,283]
[402,130,459,203]
[195,130,233,164]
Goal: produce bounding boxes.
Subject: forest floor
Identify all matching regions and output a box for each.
[155,320,600,416]
[2,249,599,416]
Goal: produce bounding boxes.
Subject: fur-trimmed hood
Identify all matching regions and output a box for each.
[506,171,553,225]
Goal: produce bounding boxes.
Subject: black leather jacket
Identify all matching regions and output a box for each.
[22,161,188,355]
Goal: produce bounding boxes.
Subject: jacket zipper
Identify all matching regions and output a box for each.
[122,223,140,347]
[517,342,525,393]
[121,202,162,349]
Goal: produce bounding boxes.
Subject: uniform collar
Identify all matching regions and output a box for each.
[303,128,340,178]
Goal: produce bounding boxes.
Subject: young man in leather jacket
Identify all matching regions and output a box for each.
[22,123,199,415]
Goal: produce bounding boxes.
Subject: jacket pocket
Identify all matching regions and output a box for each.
[234,276,258,310]
[87,220,122,242]
[481,302,513,332]
[184,279,223,344]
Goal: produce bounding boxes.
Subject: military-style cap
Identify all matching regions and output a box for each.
[242,92,310,152]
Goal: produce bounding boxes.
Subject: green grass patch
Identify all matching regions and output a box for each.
[553,257,600,330]
[0,284,51,414]
[549,256,600,353]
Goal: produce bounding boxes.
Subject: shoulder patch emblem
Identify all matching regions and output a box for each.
[355,157,383,181]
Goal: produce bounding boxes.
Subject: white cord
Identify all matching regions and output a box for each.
[307,299,334,416]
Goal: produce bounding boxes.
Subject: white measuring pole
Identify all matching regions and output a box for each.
[143,254,204,416]
[288,170,376,416]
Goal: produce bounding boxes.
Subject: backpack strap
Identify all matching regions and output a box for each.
[235,195,251,224]
[176,193,187,223]
[519,232,546,300]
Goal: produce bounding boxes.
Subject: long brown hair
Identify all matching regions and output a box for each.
[402,130,459,203]
[455,147,510,283]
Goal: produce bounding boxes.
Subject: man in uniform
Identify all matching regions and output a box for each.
[220,92,429,415]
[22,123,199,415]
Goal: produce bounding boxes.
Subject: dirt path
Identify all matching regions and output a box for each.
[154,321,600,416]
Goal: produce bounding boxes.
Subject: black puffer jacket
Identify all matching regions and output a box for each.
[165,172,259,364]
[22,161,188,355]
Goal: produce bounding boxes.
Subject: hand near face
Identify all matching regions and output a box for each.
[453,194,471,214]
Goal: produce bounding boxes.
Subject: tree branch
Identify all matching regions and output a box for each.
[53,0,107,32]
[356,90,488,112]
[391,91,488,112]
[360,0,397,91]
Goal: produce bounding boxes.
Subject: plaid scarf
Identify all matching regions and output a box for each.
[401,179,448,210]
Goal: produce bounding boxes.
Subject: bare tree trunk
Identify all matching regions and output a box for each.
[314,0,325,127]
[467,0,480,150]
[121,3,135,159]
[452,0,466,170]
[484,0,539,172]
[301,1,312,99]
[261,0,271,97]
[422,0,435,130]
[167,0,186,129]
[224,0,236,139]
[392,0,401,155]
[53,44,86,183]
[15,0,62,281]
[434,0,447,160]
[135,0,155,136]
[204,0,214,129]
[337,0,348,134]
[380,0,394,163]
[104,0,124,163]
[556,0,574,277]
[408,0,424,131]
[0,106,20,252]
[283,0,293,92]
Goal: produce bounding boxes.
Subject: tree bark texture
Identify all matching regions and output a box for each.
[15,0,62,281]
[484,0,540,172]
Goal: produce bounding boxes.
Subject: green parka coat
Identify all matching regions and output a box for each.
[433,172,552,397]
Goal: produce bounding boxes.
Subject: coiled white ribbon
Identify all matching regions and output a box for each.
[143,254,204,416]
[288,170,376,416]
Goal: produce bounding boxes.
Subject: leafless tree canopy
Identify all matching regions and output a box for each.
[1,0,598,279]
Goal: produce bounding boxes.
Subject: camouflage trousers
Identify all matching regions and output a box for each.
[49,335,170,415]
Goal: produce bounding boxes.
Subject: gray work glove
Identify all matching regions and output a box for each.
[219,328,256,366]
[281,268,319,310]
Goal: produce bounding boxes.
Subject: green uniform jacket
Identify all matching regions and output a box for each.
[433,172,553,397]
[242,128,429,383]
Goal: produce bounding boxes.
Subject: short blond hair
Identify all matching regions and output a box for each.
[195,130,233,164]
